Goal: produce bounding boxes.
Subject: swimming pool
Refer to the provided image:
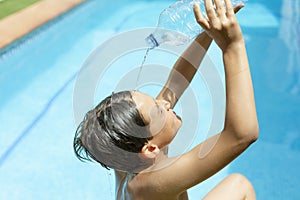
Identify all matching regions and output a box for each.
[0,0,299,199]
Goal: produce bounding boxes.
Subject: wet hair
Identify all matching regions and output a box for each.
[73,91,153,173]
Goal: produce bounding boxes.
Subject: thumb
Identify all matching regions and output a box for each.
[234,4,244,14]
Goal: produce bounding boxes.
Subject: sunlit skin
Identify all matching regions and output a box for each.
[114,0,258,199]
[132,91,182,149]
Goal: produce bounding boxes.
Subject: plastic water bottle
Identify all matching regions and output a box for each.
[146,0,247,48]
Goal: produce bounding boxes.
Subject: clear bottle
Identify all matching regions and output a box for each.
[146,0,247,48]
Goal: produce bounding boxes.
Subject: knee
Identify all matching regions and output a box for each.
[204,174,256,200]
[227,174,255,193]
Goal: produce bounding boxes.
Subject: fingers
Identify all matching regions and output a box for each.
[194,0,242,30]
[204,0,217,22]
[214,0,226,19]
[193,3,210,30]
[204,0,241,19]
[224,0,235,17]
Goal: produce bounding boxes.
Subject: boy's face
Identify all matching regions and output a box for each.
[132,91,182,148]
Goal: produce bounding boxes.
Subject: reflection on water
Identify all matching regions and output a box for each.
[279,0,300,95]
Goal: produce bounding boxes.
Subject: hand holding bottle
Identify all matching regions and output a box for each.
[193,0,244,52]
[146,0,245,48]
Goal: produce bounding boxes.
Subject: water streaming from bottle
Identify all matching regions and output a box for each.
[135,47,151,88]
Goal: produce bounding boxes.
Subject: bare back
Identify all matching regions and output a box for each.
[115,170,189,200]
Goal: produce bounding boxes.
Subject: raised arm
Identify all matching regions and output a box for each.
[156,5,243,109]
[149,0,259,196]
[156,32,212,108]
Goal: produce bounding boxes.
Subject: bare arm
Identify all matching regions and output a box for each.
[148,0,258,197]
[156,32,212,108]
[156,5,243,109]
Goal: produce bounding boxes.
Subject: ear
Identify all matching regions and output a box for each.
[141,143,160,159]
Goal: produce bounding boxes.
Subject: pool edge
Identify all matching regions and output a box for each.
[0,0,86,51]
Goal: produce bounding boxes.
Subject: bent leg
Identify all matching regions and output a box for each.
[203,174,256,200]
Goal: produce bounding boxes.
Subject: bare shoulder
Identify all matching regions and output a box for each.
[128,172,182,200]
[137,131,255,196]
[118,131,255,199]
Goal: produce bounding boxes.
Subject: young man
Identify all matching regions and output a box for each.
[74,0,259,199]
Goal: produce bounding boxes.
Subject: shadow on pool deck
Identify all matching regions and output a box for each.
[0,0,84,50]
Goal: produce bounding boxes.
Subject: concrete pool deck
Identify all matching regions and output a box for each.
[0,0,84,50]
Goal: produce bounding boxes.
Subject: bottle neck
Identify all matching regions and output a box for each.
[146,33,159,49]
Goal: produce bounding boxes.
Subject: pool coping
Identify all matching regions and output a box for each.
[0,0,85,50]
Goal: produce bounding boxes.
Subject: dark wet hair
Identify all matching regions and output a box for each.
[73,91,153,172]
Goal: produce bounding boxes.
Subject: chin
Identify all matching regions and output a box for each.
[173,123,181,136]
[176,117,182,128]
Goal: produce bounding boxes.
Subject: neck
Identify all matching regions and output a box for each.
[156,146,169,163]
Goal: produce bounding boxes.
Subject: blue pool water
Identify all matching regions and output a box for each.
[0,0,300,199]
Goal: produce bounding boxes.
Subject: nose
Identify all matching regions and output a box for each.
[159,100,171,110]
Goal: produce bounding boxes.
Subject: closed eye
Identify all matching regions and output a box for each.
[153,99,164,115]
[159,107,163,114]
[154,102,163,115]
[158,105,166,116]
